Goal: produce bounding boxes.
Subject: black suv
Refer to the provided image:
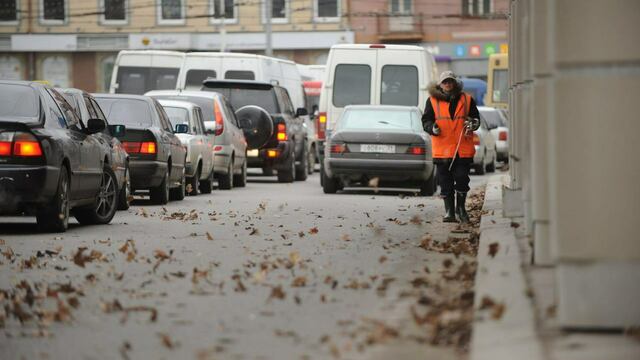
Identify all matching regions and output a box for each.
[202,80,309,183]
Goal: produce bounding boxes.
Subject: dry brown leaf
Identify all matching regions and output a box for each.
[488,242,499,258]
[378,256,387,264]
[206,232,214,241]
[269,285,286,301]
[291,276,307,287]
[159,333,178,349]
[309,227,319,234]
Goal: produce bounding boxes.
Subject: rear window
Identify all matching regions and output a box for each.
[94,97,153,128]
[338,109,419,131]
[333,64,371,107]
[115,66,179,95]
[186,69,217,89]
[151,95,215,123]
[203,87,279,114]
[0,84,39,121]
[381,65,419,106]
[163,106,189,129]
[225,70,255,80]
[479,109,502,129]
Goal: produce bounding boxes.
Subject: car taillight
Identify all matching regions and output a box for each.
[499,131,508,141]
[473,133,481,146]
[13,133,43,157]
[123,141,140,153]
[0,141,10,156]
[317,112,327,140]
[140,142,157,154]
[330,143,347,154]
[277,123,287,141]
[407,146,425,155]
[213,100,224,136]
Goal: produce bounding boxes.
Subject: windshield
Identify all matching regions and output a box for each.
[338,109,419,131]
[115,66,179,95]
[0,84,39,121]
[163,106,189,129]
[204,87,278,113]
[94,97,153,128]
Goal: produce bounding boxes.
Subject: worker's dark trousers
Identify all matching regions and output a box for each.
[436,158,472,198]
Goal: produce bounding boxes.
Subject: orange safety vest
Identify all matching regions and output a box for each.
[430,93,476,159]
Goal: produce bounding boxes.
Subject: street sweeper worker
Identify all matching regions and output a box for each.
[422,71,481,224]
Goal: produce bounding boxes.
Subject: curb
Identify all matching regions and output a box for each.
[470,175,545,360]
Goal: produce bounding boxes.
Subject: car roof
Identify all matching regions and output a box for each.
[202,79,274,88]
[0,80,49,89]
[157,99,200,110]
[330,44,425,51]
[145,90,222,100]
[92,93,153,102]
[344,105,420,112]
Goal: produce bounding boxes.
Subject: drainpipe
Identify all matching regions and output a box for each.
[27,0,35,80]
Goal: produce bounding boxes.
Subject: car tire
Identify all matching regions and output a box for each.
[277,149,295,183]
[295,145,308,181]
[322,170,338,194]
[320,161,325,186]
[234,159,247,188]
[420,167,437,196]
[219,159,234,190]
[170,168,186,201]
[37,166,70,233]
[262,166,274,176]
[117,164,131,210]
[475,162,486,175]
[75,166,119,225]
[188,166,200,196]
[307,144,315,175]
[486,152,496,173]
[200,168,214,194]
[150,170,170,205]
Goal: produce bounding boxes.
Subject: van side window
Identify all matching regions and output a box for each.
[381,65,419,107]
[225,70,255,80]
[186,69,217,89]
[333,64,371,107]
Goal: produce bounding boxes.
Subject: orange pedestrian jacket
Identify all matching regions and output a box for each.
[429,93,476,159]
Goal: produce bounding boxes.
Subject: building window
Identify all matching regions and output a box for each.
[263,0,288,24]
[101,0,127,24]
[210,0,237,24]
[158,0,185,25]
[40,0,66,25]
[390,0,411,14]
[314,0,339,22]
[462,0,492,16]
[0,0,18,24]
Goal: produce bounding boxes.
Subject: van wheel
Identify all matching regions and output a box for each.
[37,166,70,233]
[150,171,170,205]
[75,166,118,225]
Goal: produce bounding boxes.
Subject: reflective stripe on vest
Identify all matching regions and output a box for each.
[429,93,476,159]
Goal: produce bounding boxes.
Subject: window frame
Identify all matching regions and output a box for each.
[390,0,412,15]
[313,0,340,23]
[462,0,493,16]
[99,0,129,26]
[39,0,68,26]
[209,0,238,25]
[0,0,19,26]
[262,0,289,25]
[157,0,186,26]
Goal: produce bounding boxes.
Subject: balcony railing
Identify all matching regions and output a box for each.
[376,13,424,42]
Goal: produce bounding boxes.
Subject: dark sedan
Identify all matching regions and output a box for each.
[61,88,131,210]
[0,81,119,232]
[322,105,436,196]
[93,94,187,205]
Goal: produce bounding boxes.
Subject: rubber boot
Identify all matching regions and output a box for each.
[456,191,470,224]
[443,195,457,223]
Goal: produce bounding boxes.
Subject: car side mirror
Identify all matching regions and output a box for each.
[108,124,126,138]
[175,124,189,134]
[87,118,106,134]
[296,108,308,117]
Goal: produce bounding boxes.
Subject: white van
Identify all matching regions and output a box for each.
[109,50,185,95]
[297,64,326,82]
[317,44,437,153]
[176,52,305,112]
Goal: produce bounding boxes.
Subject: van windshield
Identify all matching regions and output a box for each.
[204,87,279,114]
[381,65,419,106]
[333,64,371,107]
[115,66,179,95]
[94,97,153,128]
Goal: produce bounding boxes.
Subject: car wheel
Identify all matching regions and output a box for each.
[420,167,437,196]
[150,170,170,205]
[117,164,131,210]
[219,159,234,190]
[234,159,247,188]
[188,166,200,196]
[307,145,315,175]
[320,161,325,186]
[37,166,70,233]
[200,168,214,194]
[295,145,308,181]
[322,169,339,194]
[75,166,119,225]
[277,149,295,183]
[486,151,496,173]
[170,167,186,201]
[475,161,486,175]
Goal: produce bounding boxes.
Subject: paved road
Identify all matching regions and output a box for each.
[0,171,490,360]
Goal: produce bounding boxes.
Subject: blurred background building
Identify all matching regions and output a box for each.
[0,0,508,92]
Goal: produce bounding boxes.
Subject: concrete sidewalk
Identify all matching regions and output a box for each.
[470,175,640,360]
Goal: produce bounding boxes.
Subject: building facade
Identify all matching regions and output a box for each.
[0,0,353,91]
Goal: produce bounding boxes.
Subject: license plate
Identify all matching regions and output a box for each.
[247,149,259,157]
[360,144,396,153]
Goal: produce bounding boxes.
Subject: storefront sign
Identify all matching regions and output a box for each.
[129,34,191,50]
[12,35,77,51]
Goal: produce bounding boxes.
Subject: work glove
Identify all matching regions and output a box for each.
[465,117,480,131]
[432,122,441,136]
